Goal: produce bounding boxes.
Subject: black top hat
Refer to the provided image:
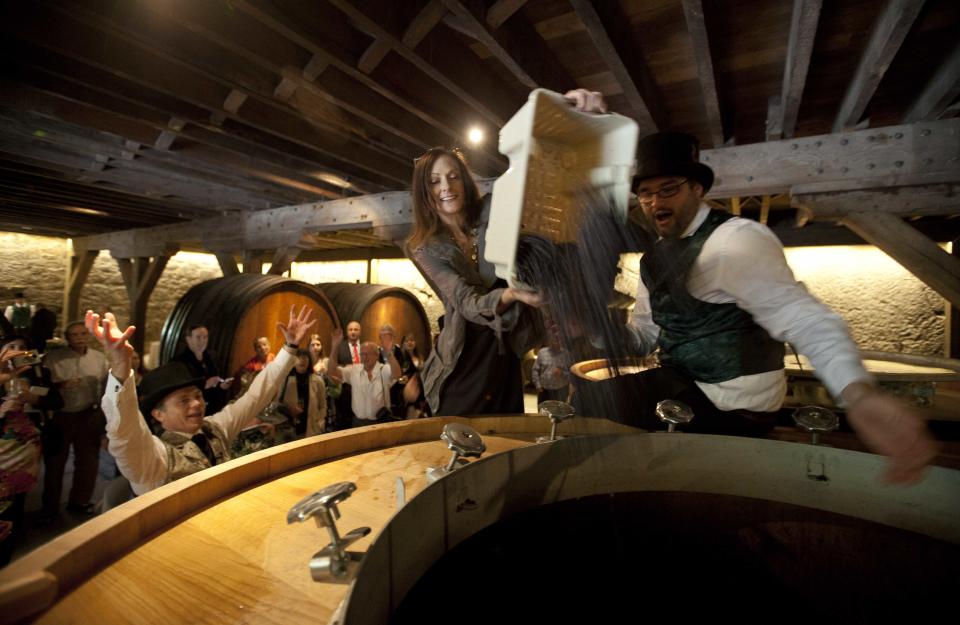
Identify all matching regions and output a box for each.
[139,362,204,417]
[632,131,714,193]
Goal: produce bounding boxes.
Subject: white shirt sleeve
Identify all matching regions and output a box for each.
[626,279,660,355]
[207,348,297,445]
[711,222,872,400]
[102,372,169,495]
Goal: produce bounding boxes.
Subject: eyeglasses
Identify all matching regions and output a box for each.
[636,179,688,205]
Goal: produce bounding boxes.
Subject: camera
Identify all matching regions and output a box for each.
[11,350,43,368]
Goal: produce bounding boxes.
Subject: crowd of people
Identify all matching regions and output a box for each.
[0,87,941,567]
[0,301,440,565]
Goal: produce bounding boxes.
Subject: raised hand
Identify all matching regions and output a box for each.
[277,304,317,348]
[563,88,608,113]
[380,331,395,353]
[85,310,136,382]
[330,328,343,350]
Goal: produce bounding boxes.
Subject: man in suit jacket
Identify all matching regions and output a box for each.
[333,321,362,428]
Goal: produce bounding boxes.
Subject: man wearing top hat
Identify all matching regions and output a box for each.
[85,305,316,496]
[562,89,936,485]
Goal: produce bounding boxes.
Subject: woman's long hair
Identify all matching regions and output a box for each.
[308,333,325,359]
[407,147,482,249]
[401,333,422,364]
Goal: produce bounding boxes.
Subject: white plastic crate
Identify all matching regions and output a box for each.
[485,88,638,287]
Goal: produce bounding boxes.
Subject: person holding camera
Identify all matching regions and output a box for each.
[327,328,401,428]
[0,339,61,565]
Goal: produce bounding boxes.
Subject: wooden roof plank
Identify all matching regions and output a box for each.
[327,0,508,127]
[902,42,960,123]
[230,0,505,174]
[681,0,725,147]
[6,56,393,193]
[568,0,659,135]
[487,0,527,29]
[774,0,823,140]
[442,0,573,92]
[37,2,413,185]
[832,0,926,132]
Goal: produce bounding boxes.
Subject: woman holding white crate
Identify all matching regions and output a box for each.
[406,147,544,416]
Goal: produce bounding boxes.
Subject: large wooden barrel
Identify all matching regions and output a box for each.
[1,419,958,623]
[317,283,431,357]
[160,275,340,377]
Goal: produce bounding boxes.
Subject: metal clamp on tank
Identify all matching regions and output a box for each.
[287,481,371,583]
[536,400,576,443]
[792,406,839,445]
[656,399,694,432]
[426,422,486,483]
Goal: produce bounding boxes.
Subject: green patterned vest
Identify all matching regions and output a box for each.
[639,210,784,383]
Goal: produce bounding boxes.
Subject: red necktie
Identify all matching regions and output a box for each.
[352,343,360,364]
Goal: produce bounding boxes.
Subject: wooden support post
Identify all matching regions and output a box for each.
[267,246,301,276]
[62,248,99,330]
[730,196,741,216]
[948,238,960,359]
[114,254,171,355]
[215,253,240,277]
[840,212,960,309]
[242,250,263,275]
[760,195,771,225]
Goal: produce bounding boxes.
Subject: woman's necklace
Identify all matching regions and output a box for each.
[451,226,479,265]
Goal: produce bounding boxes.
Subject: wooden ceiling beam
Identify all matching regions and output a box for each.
[0,114,313,207]
[832,0,926,132]
[792,183,960,220]
[771,0,822,140]
[681,0,725,147]
[568,0,661,135]
[0,119,295,209]
[21,3,411,186]
[703,118,960,199]
[66,0,414,170]
[441,0,573,92]
[230,0,505,175]
[328,0,508,126]
[0,85,347,202]
[0,137,268,211]
[486,0,527,28]
[902,42,960,123]
[72,191,419,258]
[143,5,429,167]
[0,158,206,216]
[0,201,147,232]
[3,58,387,194]
[840,212,960,308]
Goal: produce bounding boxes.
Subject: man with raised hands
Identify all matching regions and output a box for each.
[86,305,315,496]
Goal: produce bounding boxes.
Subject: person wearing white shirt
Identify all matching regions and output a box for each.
[328,330,401,427]
[85,305,316,496]
[561,94,936,485]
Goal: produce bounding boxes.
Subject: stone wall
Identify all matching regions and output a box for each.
[0,232,948,360]
[0,233,66,317]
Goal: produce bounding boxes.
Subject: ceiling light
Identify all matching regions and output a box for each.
[467,127,484,145]
[62,206,110,217]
